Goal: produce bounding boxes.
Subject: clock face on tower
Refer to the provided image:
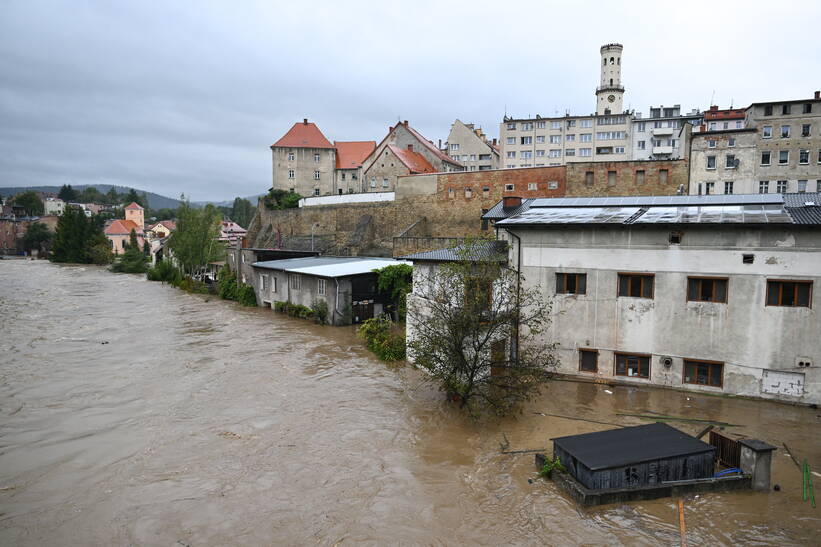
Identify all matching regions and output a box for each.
[608,95,616,103]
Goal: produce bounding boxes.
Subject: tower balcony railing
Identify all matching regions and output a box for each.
[596,84,625,93]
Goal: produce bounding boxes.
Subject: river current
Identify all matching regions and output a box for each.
[0,260,819,545]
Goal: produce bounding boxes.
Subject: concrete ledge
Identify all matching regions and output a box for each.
[536,454,751,506]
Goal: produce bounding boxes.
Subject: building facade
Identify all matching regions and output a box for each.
[444,119,500,171]
[360,121,462,193]
[631,105,701,161]
[689,128,758,195]
[43,197,65,216]
[105,202,144,255]
[334,141,376,195]
[747,93,821,194]
[270,119,337,197]
[494,194,821,405]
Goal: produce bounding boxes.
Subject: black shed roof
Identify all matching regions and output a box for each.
[551,422,715,471]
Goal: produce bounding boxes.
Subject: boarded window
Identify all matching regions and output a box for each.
[579,349,598,372]
[684,360,723,387]
[615,353,650,378]
[556,273,587,295]
[687,277,728,303]
[607,171,616,186]
[618,273,654,298]
[766,280,812,307]
[635,170,645,185]
[659,169,669,184]
[465,187,472,198]
[585,171,594,186]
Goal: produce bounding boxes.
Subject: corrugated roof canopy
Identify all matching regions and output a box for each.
[252,256,411,278]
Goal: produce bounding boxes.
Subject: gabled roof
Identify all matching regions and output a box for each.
[149,220,176,231]
[403,122,461,166]
[271,120,334,149]
[105,219,142,235]
[335,141,376,169]
[388,144,435,174]
[124,202,143,210]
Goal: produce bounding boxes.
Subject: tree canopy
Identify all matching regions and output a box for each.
[22,222,52,254]
[58,184,78,202]
[12,190,44,216]
[50,206,111,264]
[230,197,254,228]
[167,200,223,275]
[406,239,558,416]
[111,228,148,273]
[374,263,413,321]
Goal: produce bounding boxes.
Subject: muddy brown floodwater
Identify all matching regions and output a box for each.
[0,260,819,545]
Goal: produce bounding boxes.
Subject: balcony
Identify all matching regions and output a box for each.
[596,84,625,93]
[652,146,674,155]
[651,127,674,136]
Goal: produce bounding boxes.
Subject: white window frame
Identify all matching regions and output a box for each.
[289,274,301,291]
[314,153,321,162]
[288,169,295,179]
[287,152,295,161]
[314,170,320,180]
[779,150,789,165]
[317,278,326,295]
[762,126,772,139]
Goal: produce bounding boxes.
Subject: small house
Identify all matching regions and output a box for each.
[551,422,715,490]
[252,256,411,325]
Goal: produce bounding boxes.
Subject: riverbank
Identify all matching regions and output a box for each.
[1,260,819,545]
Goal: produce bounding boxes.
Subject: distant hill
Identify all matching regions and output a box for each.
[0,184,182,210]
[192,193,266,208]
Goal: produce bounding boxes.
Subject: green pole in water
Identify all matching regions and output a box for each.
[803,460,808,502]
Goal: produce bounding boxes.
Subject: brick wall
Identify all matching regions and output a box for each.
[566,159,687,196]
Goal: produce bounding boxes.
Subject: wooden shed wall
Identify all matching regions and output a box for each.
[554,446,715,490]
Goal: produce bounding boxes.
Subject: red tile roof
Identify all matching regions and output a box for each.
[271,120,334,149]
[149,220,176,232]
[334,141,377,169]
[105,219,142,235]
[403,122,462,166]
[388,144,435,174]
[124,202,143,210]
[704,107,746,120]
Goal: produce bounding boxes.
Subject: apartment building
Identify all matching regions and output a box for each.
[500,44,632,168]
[444,119,500,171]
[631,105,701,161]
[747,92,821,194]
[689,128,758,195]
[697,105,747,133]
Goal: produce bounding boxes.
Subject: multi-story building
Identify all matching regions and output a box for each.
[697,105,747,133]
[334,141,376,195]
[444,119,500,171]
[689,127,758,195]
[500,44,632,168]
[360,121,462,192]
[270,119,337,197]
[631,105,701,161]
[43,197,65,216]
[747,92,821,194]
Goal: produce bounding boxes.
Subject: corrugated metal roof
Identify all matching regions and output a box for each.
[783,192,821,207]
[401,240,508,262]
[530,194,784,208]
[786,206,821,224]
[251,256,410,278]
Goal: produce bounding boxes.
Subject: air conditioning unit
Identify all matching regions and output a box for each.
[660,356,674,368]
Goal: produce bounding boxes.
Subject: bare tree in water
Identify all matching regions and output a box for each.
[407,239,558,417]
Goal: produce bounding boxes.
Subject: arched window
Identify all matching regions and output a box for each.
[610,57,614,65]
[603,58,606,66]
[617,57,620,65]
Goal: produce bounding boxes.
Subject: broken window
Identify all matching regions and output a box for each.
[556,273,587,295]
[766,280,812,307]
[683,360,723,387]
[615,353,650,379]
[618,273,654,298]
[687,277,728,303]
[579,349,598,373]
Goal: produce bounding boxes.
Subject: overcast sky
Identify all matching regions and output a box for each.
[2,0,820,201]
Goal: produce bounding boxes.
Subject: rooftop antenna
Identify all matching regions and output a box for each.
[730,97,734,109]
[709,89,715,107]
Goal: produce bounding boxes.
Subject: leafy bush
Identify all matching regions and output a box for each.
[539,457,567,479]
[311,299,329,324]
[147,260,180,283]
[374,263,413,321]
[217,265,238,300]
[263,189,302,210]
[178,276,209,294]
[236,284,257,307]
[358,315,406,361]
[273,301,315,319]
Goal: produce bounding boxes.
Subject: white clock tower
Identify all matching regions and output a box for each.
[596,43,624,115]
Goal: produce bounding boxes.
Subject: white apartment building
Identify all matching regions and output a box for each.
[632,105,702,161]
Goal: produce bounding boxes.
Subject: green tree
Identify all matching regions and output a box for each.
[51,207,112,264]
[78,186,105,204]
[22,222,53,254]
[230,197,254,228]
[263,189,301,210]
[123,188,147,208]
[406,239,558,416]
[374,263,413,321]
[58,184,78,202]
[105,187,120,205]
[167,200,224,276]
[111,229,148,273]
[12,190,44,216]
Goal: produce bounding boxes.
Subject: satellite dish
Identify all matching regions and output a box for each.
[733,158,741,167]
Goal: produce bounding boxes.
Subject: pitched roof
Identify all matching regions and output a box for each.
[334,141,376,169]
[124,202,143,210]
[105,219,142,235]
[482,198,536,220]
[252,256,411,278]
[271,120,334,149]
[388,144,435,174]
[401,240,508,262]
[148,220,176,231]
[403,122,462,166]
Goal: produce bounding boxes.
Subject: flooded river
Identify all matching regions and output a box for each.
[1,260,819,545]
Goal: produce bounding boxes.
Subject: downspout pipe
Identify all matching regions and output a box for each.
[506,228,522,363]
[335,278,341,325]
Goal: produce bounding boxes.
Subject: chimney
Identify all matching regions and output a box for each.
[438,139,442,149]
[303,118,308,125]
[815,90,820,100]
[709,105,718,111]
[492,138,497,146]
[503,196,522,208]
[403,120,408,126]
[407,144,413,152]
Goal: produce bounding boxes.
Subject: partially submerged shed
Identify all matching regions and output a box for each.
[552,422,715,490]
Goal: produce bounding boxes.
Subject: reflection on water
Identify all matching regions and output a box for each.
[0,261,819,545]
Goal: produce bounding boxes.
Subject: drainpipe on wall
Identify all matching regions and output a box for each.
[335,278,341,325]
[507,229,522,363]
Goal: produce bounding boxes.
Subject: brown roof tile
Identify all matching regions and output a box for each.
[272,120,334,149]
[334,141,376,169]
[388,144,435,174]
